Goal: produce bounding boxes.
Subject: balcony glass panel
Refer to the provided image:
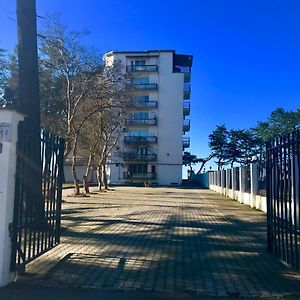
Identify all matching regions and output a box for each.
[123,154,157,161]
[133,101,157,108]
[125,118,157,126]
[123,172,156,180]
[134,83,158,90]
[124,136,157,144]
[182,137,190,148]
[183,119,190,132]
[183,83,191,99]
[183,101,190,115]
[127,65,158,72]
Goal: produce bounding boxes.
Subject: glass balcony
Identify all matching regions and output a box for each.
[134,83,158,90]
[126,65,158,73]
[123,154,157,161]
[182,137,190,149]
[183,101,190,116]
[125,118,157,126]
[124,136,157,144]
[133,101,158,108]
[183,83,191,99]
[183,119,190,132]
[123,172,156,180]
[184,72,191,83]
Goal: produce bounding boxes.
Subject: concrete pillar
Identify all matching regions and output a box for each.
[225,169,231,197]
[250,161,259,208]
[239,166,245,204]
[0,110,24,287]
[232,167,237,200]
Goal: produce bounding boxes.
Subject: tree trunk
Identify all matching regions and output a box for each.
[83,153,94,194]
[83,175,89,194]
[71,137,80,195]
[102,162,108,189]
[97,164,102,191]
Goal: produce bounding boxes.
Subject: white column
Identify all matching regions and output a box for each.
[225,169,230,197]
[232,167,237,200]
[250,161,259,208]
[239,166,245,204]
[0,110,24,287]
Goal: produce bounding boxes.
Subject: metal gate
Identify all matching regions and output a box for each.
[266,129,300,269]
[10,122,64,273]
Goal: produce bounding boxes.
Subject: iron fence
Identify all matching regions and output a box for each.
[266,130,300,270]
[10,122,64,273]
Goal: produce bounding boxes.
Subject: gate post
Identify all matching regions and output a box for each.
[0,109,24,287]
[250,158,259,209]
[238,166,245,204]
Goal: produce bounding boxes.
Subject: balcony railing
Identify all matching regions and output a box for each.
[183,83,191,99]
[125,118,157,126]
[126,65,158,73]
[123,172,156,180]
[183,119,190,132]
[183,101,190,116]
[123,154,157,161]
[132,101,158,108]
[134,83,158,90]
[124,136,157,144]
[184,72,191,83]
[182,137,190,149]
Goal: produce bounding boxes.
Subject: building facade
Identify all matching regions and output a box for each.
[103,50,192,186]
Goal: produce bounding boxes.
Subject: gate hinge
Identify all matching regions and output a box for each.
[8,222,14,238]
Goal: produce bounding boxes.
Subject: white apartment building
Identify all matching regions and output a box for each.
[103,50,192,186]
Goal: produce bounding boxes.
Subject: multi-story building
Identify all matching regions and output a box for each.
[103,50,192,186]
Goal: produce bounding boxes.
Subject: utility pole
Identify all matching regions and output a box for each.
[16,0,44,220]
[16,0,40,129]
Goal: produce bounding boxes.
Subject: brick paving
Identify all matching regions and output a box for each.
[6,187,300,299]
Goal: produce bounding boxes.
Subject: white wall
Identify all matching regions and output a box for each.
[0,110,24,287]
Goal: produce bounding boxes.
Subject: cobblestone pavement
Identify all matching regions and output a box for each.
[4,187,300,299]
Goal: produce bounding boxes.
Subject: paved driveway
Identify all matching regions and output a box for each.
[2,187,300,299]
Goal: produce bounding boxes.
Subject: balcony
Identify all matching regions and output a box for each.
[123,172,156,180]
[124,136,157,144]
[134,83,158,91]
[123,154,157,162]
[125,118,157,126]
[184,72,191,83]
[126,65,158,73]
[133,100,158,109]
[183,83,191,99]
[182,137,190,149]
[183,119,190,132]
[183,101,190,116]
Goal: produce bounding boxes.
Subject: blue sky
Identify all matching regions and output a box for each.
[1,0,300,172]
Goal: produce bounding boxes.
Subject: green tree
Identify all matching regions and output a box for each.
[0,47,8,99]
[254,108,300,142]
[227,129,259,167]
[208,124,229,170]
[183,151,200,179]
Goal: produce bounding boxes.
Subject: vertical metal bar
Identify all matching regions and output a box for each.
[295,129,300,269]
[283,134,289,264]
[49,134,57,247]
[56,138,65,244]
[266,142,273,252]
[287,133,293,266]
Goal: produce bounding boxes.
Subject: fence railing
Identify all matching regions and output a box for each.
[208,161,267,212]
[266,130,300,270]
